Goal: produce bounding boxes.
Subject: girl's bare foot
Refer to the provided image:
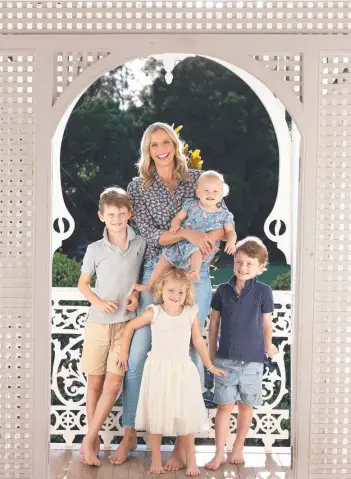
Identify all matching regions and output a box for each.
[80,436,100,466]
[185,460,200,477]
[109,434,137,465]
[229,446,245,465]
[149,461,166,474]
[204,454,226,470]
[164,454,185,471]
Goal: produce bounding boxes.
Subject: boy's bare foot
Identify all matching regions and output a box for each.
[187,270,200,282]
[80,436,101,464]
[80,436,101,466]
[108,434,137,465]
[229,446,245,465]
[164,454,185,471]
[134,283,152,293]
[185,460,200,477]
[204,454,226,470]
[149,461,166,474]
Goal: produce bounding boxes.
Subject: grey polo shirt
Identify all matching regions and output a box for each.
[211,276,274,363]
[81,225,146,324]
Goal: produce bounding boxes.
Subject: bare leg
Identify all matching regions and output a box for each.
[149,434,165,474]
[229,402,253,465]
[205,403,234,470]
[182,434,200,476]
[187,250,202,282]
[134,257,169,292]
[81,372,123,466]
[80,375,104,463]
[109,427,137,465]
[164,437,186,471]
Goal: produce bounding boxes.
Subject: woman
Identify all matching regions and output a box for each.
[109,122,225,468]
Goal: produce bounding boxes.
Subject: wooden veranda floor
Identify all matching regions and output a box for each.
[50,448,292,479]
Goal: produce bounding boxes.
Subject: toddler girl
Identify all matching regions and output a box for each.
[135,170,236,292]
[117,268,225,476]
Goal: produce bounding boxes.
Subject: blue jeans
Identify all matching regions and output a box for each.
[122,264,212,427]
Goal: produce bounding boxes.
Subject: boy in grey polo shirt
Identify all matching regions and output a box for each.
[78,187,146,467]
[205,237,278,470]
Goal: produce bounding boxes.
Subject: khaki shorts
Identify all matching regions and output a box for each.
[80,322,127,377]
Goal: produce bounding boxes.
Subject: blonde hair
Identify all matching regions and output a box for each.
[153,268,195,306]
[235,236,268,272]
[197,170,229,197]
[99,186,131,212]
[138,122,189,189]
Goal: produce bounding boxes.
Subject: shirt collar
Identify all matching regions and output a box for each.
[102,225,135,249]
[229,275,257,293]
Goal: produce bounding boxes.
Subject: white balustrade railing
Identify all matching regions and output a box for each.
[51,288,292,450]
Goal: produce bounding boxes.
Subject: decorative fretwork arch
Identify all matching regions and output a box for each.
[0,3,350,479]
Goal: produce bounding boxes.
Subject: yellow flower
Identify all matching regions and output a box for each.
[183,143,189,155]
[188,149,203,169]
[174,125,183,134]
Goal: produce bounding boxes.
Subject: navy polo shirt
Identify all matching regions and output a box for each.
[211,276,274,363]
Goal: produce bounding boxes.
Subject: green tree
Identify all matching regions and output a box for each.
[271,271,291,290]
[52,252,82,287]
[60,56,280,262]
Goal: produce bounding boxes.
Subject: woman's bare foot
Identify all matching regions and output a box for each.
[204,454,226,470]
[80,436,100,466]
[134,283,152,293]
[185,460,200,477]
[229,445,245,465]
[149,461,166,474]
[163,454,186,471]
[108,433,137,465]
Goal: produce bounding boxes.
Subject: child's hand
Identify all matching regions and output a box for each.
[266,344,279,358]
[96,299,118,314]
[170,218,181,234]
[224,240,236,255]
[124,292,139,312]
[211,367,226,377]
[117,350,129,372]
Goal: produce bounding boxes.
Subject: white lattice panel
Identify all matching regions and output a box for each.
[252,54,303,102]
[310,54,351,478]
[0,54,34,478]
[51,288,291,449]
[54,51,110,102]
[0,1,350,34]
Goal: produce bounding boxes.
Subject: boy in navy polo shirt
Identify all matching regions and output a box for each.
[205,237,278,470]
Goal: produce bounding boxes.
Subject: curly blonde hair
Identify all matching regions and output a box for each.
[153,268,195,306]
[197,170,230,197]
[138,122,189,189]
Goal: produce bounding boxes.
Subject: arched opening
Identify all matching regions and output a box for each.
[50,51,301,471]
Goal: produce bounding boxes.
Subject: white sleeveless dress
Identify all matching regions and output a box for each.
[135,304,208,436]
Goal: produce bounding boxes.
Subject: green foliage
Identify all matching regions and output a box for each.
[271,271,291,290]
[52,252,82,287]
[60,57,280,260]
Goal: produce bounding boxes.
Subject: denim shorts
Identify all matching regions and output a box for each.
[214,358,264,407]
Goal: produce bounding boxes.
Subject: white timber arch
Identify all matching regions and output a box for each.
[0,4,349,479]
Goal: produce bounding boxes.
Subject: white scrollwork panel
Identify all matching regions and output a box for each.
[51,289,292,450]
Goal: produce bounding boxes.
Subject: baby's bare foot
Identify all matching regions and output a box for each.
[204,454,226,470]
[134,283,152,293]
[187,270,200,282]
